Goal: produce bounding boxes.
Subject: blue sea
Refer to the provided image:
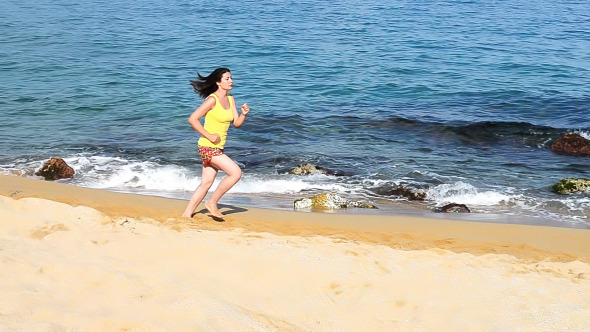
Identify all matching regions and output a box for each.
[1,0,589,228]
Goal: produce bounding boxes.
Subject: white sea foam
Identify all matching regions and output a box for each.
[576,130,590,140]
[511,195,589,225]
[427,182,511,206]
[60,156,347,194]
[231,175,348,194]
[90,165,198,191]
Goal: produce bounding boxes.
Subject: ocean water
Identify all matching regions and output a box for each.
[1,0,589,228]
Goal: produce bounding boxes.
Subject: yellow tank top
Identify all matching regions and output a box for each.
[197,94,234,149]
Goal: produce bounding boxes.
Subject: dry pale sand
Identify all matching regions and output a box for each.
[1,174,589,331]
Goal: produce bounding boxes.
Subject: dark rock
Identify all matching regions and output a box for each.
[380,186,427,201]
[550,133,590,156]
[551,178,590,195]
[35,157,75,180]
[436,203,471,213]
[294,193,377,210]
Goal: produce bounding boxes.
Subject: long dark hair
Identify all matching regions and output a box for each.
[190,67,230,98]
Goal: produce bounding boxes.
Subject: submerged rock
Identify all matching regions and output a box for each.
[551,178,590,195]
[9,169,25,177]
[35,157,75,180]
[294,193,377,210]
[436,203,471,213]
[289,163,332,175]
[550,133,590,156]
[287,163,351,176]
[379,186,427,201]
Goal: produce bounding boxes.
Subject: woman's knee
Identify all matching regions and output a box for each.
[232,167,242,180]
[212,156,242,179]
[227,160,242,179]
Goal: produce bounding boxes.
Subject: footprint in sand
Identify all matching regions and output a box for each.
[30,223,69,240]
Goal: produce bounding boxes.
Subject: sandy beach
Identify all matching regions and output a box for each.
[1,174,589,331]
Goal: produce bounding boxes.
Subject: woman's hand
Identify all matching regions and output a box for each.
[208,133,221,144]
[241,103,250,115]
[233,102,249,128]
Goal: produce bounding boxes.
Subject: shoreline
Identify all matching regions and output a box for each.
[1,174,589,330]
[2,174,589,263]
[15,156,586,230]
[209,192,590,231]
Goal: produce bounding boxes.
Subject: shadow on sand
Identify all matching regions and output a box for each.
[191,204,248,222]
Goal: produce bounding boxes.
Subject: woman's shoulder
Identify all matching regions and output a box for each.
[202,95,217,108]
[208,93,231,98]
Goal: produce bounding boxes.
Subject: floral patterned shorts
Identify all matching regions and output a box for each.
[198,146,224,166]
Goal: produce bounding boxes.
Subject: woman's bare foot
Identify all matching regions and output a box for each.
[205,201,224,219]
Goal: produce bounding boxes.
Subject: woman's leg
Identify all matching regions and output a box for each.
[204,154,242,218]
[181,165,218,218]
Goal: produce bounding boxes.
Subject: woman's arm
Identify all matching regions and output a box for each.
[232,96,250,128]
[188,96,220,144]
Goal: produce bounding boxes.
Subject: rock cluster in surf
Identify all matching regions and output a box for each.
[294,193,377,210]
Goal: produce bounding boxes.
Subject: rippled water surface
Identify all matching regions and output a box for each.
[1,0,589,227]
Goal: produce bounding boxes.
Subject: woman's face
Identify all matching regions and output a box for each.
[217,72,233,91]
